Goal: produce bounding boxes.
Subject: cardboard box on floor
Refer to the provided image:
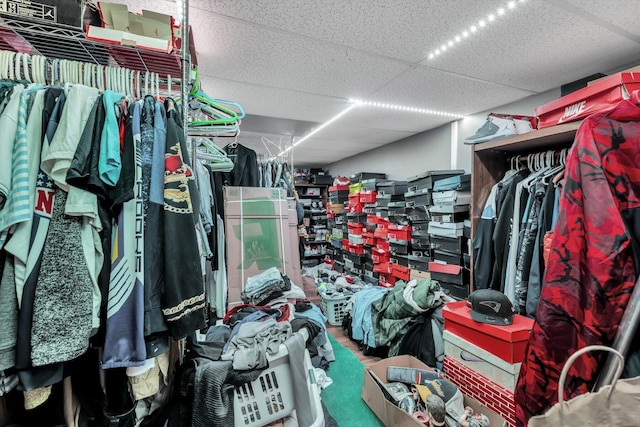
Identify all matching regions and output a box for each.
[362,355,506,427]
[225,187,299,307]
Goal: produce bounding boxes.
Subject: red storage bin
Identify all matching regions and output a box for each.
[359,191,377,204]
[442,301,534,364]
[387,224,412,242]
[347,222,364,235]
[390,263,410,281]
[329,185,349,192]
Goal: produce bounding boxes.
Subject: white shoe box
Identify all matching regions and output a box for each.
[443,330,521,392]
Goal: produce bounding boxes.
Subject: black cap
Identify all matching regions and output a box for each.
[468,289,514,326]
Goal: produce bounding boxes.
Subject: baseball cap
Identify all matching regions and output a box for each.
[467,289,515,326]
[468,413,491,427]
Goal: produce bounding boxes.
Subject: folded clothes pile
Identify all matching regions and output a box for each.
[241,267,292,305]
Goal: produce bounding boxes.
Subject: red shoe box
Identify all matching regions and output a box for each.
[535,72,640,129]
[387,224,412,242]
[366,214,379,224]
[390,263,410,281]
[442,301,533,364]
[444,356,516,427]
[378,274,396,288]
[372,247,390,264]
[373,262,390,274]
[362,232,375,246]
[347,222,364,235]
[329,185,349,192]
[376,239,390,252]
[359,191,377,204]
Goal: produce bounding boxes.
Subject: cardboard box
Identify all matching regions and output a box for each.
[444,330,521,391]
[224,187,294,307]
[535,72,640,129]
[410,269,430,282]
[362,355,506,427]
[443,300,533,364]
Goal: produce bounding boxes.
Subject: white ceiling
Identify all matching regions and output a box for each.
[123,0,640,166]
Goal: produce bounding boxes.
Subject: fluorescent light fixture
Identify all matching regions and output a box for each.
[348,99,464,118]
[427,0,524,60]
[278,105,356,156]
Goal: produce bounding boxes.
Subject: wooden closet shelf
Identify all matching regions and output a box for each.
[473,122,581,153]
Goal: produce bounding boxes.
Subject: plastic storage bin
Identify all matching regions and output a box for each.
[234,333,324,427]
[319,291,351,326]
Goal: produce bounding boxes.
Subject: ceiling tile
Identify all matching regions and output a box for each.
[426,1,640,92]
[197,75,349,123]
[370,67,533,116]
[559,0,640,38]
[339,107,457,133]
[316,123,415,144]
[190,12,410,99]
[192,0,508,63]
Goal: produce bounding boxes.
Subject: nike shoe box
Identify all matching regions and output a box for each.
[361,178,387,191]
[387,224,412,241]
[428,221,465,239]
[431,190,471,206]
[434,249,464,266]
[407,206,430,222]
[350,172,387,183]
[407,170,465,192]
[333,260,344,273]
[535,71,640,129]
[431,210,469,224]
[388,201,407,216]
[377,180,408,196]
[433,174,471,192]
[389,238,410,255]
[390,263,410,281]
[439,281,470,301]
[405,188,431,207]
[408,252,431,272]
[429,204,470,216]
[390,255,409,268]
[429,262,469,287]
[431,235,467,254]
[311,174,333,185]
[463,220,471,239]
[410,236,431,250]
[362,274,378,286]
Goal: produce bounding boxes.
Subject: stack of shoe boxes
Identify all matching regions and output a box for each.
[428,173,472,300]
[381,180,411,284]
[329,185,350,273]
[405,170,465,277]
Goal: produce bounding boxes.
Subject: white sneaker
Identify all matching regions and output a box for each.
[464,116,517,144]
[513,118,534,134]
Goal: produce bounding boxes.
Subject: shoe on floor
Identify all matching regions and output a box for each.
[464,116,517,144]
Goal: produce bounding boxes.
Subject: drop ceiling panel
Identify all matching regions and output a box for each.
[198,75,348,123]
[191,12,411,99]
[426,1,640,92]
[370,67,534,115]
[191,0,507,63]
[312,123,415,144]
[560,0,640,38]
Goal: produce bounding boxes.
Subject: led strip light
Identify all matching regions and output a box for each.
[428,0,526,60]
[349,99,464,118]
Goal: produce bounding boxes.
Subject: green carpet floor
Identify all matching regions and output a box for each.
[321,333,385,427]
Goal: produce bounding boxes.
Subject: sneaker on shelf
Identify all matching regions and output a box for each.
[464,116,517,144]
[513,117,534,134]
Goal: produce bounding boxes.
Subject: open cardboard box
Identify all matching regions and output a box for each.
[362,355,506,427]
[88,2,180,53]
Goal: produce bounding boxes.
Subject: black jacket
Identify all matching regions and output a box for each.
[223,143,259,187]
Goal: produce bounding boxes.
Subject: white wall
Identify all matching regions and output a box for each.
[326,125,451,180]
[326,88,562,178]
[456,88,561,172]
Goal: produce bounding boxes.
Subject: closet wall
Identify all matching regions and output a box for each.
[327,125,451,180]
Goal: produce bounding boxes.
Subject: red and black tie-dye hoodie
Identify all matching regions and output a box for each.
[516,90,640,426]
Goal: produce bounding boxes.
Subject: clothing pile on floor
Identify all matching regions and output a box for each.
[176,267,333,426]
[342,276,453,369]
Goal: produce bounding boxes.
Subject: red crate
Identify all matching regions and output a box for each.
[387,224,412,242]
[359,191,377,204]
[444,357,515,427]
[390,264,410,281]
[443,301,533,364]
[329,185,349,192]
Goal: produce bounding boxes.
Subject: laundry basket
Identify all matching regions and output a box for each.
[319,291,350,326]
[233,332,324,427]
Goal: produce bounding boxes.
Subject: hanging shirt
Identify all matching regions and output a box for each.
[516,92,640,426]
[98,90,123,186]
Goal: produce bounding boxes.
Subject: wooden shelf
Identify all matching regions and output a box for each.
[473,122,580,153]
